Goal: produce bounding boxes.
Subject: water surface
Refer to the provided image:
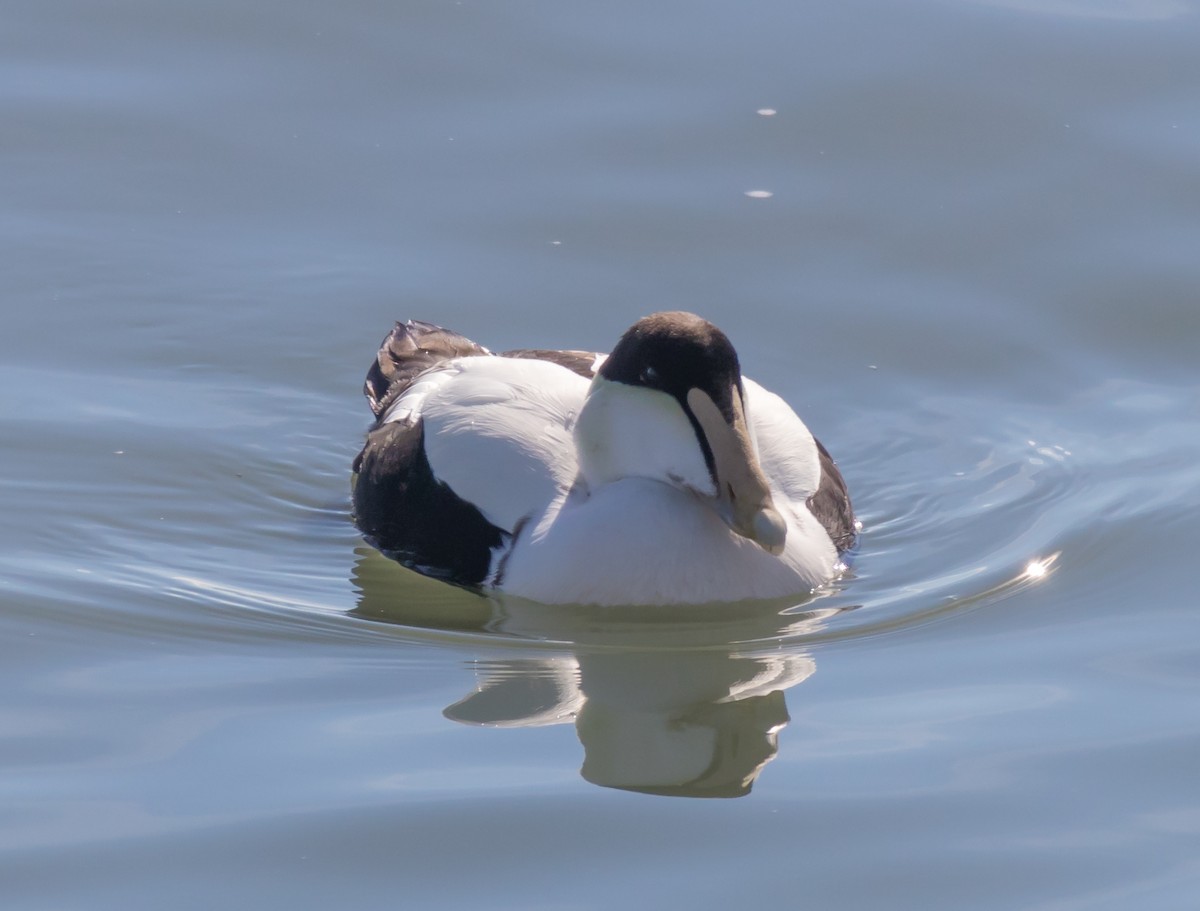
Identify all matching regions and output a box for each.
[3,0,1199,908]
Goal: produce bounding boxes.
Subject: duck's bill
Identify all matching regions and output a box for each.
[686,386,787,555]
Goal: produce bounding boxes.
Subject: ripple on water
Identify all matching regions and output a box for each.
[13,366,1193,662]
[335,401,1068,655]
[311,376,1195,797]
[5,357,1193,801]
[70,375,1183,658]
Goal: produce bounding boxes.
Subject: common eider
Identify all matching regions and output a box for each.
[351,311,855,605]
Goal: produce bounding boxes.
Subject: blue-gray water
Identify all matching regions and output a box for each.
[4,0,1199,908]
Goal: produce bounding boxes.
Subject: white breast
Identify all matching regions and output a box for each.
[500,476,838,605]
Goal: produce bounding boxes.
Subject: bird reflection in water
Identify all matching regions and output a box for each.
[352,547,850,798]
[447,650,811,798]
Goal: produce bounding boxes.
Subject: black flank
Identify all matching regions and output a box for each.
[352,418,507,586]
[806,437,857,553]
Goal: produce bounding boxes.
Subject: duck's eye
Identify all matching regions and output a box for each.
[640,365,659,385]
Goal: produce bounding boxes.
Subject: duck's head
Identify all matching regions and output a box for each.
[574,311,787,555]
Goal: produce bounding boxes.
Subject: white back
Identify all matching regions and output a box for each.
[385,357,588,532]
[741,377,822,504]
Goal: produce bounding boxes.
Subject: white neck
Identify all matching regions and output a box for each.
[573,376,715,497]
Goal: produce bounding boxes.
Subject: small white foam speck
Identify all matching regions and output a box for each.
[745,190,773,199]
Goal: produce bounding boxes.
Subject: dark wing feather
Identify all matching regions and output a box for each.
[806,437,857,554]
[499,348,600,379]
[363,319,491,419]
[352,418,508,585]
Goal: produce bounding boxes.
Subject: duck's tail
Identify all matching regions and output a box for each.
[363,320,491,419]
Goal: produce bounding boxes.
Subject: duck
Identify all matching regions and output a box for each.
[351,311,856,606]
